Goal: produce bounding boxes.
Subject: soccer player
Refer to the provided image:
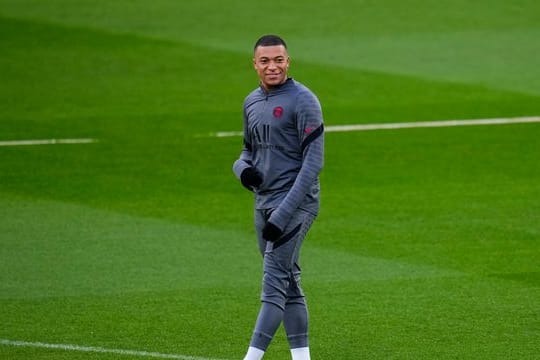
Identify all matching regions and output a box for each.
[232,35,324,360]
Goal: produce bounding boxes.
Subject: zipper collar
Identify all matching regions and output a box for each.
[259,77,294,95]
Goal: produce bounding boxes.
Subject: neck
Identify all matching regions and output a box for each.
[261,77,289,92]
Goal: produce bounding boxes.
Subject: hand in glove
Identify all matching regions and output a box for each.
[263,221,283,242]
[240,167,263,191]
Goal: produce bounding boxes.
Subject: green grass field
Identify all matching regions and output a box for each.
[1,1,539,359]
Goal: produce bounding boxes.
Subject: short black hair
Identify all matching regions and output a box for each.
[253,34,287,51]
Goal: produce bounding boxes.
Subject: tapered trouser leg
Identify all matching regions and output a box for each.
[249,209,315,351]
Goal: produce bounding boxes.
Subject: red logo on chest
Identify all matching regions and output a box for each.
[273,106,284,118]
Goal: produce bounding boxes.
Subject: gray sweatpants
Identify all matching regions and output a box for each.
[249,208,315,351]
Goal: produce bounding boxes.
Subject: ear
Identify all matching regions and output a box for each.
[253,58,257,70]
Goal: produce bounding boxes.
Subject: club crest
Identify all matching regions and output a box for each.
[273,106,284,118]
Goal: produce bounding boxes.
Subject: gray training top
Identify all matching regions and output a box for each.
[233,78,324,231]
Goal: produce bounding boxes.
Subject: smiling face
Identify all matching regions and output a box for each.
[253,44,290,91]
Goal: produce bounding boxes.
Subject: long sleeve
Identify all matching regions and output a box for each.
[233,108,253,179]
[268,90,324,230]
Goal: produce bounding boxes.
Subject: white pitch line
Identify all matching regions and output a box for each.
[0,138,97,147]
[0,339,228,360]
[214,116,540,137]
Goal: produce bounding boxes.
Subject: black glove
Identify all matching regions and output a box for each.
[263,221,283,242]
[240,167,263,191]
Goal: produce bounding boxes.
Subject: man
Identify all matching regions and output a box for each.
[232,34,324,360]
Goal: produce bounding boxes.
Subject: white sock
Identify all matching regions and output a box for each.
[243,346,265,360]
[291,347,310,360]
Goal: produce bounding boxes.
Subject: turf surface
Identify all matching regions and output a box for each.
[1,1,539,359]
